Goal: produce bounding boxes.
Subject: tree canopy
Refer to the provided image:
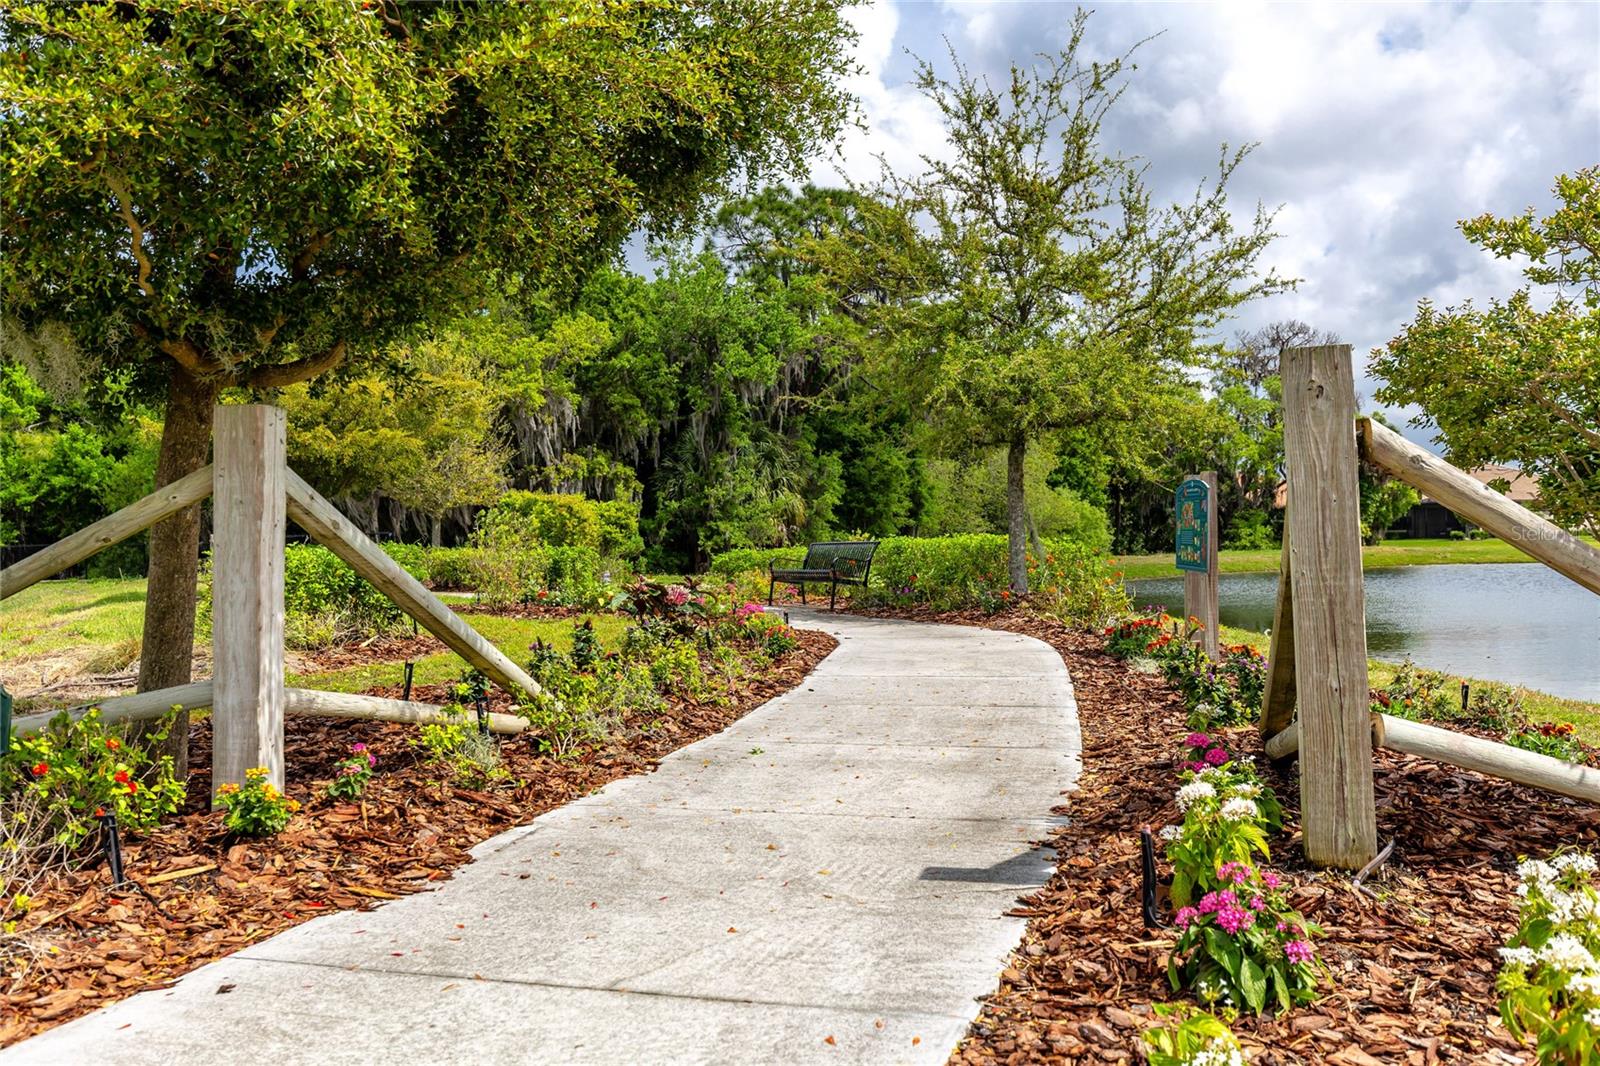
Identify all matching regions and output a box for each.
[1373,168,1599,536]
[817,11,1291,590]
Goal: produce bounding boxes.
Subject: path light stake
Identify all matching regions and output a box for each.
[474,692,489,738]
[0,681,11,757]
[783,611,790,626]
[1461,682,1470,713]
[1140,827,1163,930]
[99,810,127,888]
[402,660,415,702]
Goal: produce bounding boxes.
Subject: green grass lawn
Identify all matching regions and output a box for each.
[1216,622,1600,745]
[1114,536,1595,581]
[1,578,623,702]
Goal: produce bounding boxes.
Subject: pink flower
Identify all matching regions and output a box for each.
[1185,760,1206,773]
[1174,906,1199,928]
[1217,862,1252,885]
[1197,890,1238,915]
[1276,921,1289,932]
[1249,896,1266,911]
[1215,902,1256,935]
[367,754,377,767]
[351,742,367,753]
[1262,872,1282,889]
[1285,940,1315,964]
[1203,747,1229,766]
[665,585,689,607]
[1185,732,1211,748]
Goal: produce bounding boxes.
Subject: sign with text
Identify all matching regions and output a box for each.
[1175,478,1210,573]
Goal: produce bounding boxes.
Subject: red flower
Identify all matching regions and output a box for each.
[105,738,121,751]
[126,780,138,795]
[94,807,106,818]
[114,770,131,785]
[31,762,48,777]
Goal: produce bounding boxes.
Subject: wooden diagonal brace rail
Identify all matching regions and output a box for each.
[0,465,215,599]
[283,469,542,699]
[1360,418,1600,596]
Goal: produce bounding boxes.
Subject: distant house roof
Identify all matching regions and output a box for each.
[1269,464,1540,509]
[1423,464,1541,505]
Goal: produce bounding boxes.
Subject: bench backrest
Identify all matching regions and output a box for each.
[801,540,879,579]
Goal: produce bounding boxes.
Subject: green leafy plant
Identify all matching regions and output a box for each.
[1166,758,1280,907]
[1142,1004,1245,1066]
[1508,722,1587,764]
[415,705,506,788]
[570,619,602,672]
[1168,859,1323,1015]
[1,708,186,848]
[215,767,300,837]
[326,743,376,801]
[1498,850,1600,1063]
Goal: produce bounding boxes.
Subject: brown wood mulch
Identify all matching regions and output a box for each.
[843,605,1581,1065]
[0,628,836,1047]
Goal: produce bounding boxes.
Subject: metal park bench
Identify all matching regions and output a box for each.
[768,540,879,611]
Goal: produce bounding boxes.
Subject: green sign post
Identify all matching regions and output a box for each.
[1176,472,1219,658]
[1175,478,1209,573]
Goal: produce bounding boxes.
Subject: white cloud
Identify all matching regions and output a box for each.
[819,0,1600,445]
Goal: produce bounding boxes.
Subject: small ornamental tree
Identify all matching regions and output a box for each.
[1374,168,1599,537]
[820,11,1290,592]
[1,0,856,773]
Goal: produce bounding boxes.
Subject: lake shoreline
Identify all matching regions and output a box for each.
[1114,534,1598,581]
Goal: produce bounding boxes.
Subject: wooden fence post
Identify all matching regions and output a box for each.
[211,405,287,802]
[1260,522,1297,743]
[1280,345,1376,868]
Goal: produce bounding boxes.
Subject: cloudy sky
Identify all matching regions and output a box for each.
[832,1,1599,444]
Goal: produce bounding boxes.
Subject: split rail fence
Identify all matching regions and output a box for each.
[0,405,541,800]
[1262,344,1600,868]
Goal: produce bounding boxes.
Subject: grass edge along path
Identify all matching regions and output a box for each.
[1114,535,1600,581]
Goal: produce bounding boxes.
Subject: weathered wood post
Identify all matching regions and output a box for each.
[1260,523,1297,743]
[1280,344,1376,868]
[1177,471,1219,658]
[211,405,287,801]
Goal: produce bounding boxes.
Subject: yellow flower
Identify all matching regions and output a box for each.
[218,783,240,795]
[286,800,301,812]
[246,767,268,780]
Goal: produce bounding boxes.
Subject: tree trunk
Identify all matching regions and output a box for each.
[134,364,218,779]
[1007,436,1028,594]
[431,515,443,547]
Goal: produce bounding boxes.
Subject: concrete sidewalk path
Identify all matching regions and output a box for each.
[6,610,1080,1066]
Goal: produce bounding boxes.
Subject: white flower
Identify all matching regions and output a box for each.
[1569,973,1600,995]
[1193,702,1215,719]
[1498,946,1537,966]
[1539,933,1598,974]
[1219,798,1260,822]
[1159,824,1181,840]
[1556,852,1599,875]
[1198,766,1231,783]
[1519,859,1559,890]
[1227,783,1260,799]
[1190,1045,1245,1066]
[1586,1009,1600,1028]
[1176,781,1217,812]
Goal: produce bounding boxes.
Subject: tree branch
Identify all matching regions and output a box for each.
[106,170,155,299]
[246,340,347,388]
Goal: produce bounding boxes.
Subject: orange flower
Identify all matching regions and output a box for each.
[31,762,48,777]
[114,770,131,785]
[105,738,121,751]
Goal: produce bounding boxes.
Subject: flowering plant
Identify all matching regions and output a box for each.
[1498,850,1600,1062]
[326,742,376,800]
[1141,1004,1244,1066]
[0,708,186,848]
[1169,860,1323,1015]
[1166,742,1282,906]
[1508,722,1586,764]
[1105,612,1170,658]
[216,767,300,836]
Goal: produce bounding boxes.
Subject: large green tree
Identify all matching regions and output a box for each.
[1373,168,1599,536]
[2,0,856,767]
[820,11,1290,591]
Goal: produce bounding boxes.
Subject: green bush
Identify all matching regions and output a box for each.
[424,546,478,589]
[198,542,428,648]
[488,491,602,550]
[594,498,644,559]
[1223,508,1278,550]
[708,546,806,577]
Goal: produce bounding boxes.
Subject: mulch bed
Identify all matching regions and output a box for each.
[0,628,836,1046]
[842,606,1585,1065]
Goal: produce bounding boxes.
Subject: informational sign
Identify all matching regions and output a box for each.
[1175,478,1210,573]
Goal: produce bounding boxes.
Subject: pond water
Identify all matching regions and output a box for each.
[1128,562,1600,702]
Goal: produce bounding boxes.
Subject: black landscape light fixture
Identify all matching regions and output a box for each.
[475,691,490,737]
[99,810,128,888]
[0,681,10,757]
[1461,682,1470,713]
[1140,827,1163,930]
[402,660,415,702]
